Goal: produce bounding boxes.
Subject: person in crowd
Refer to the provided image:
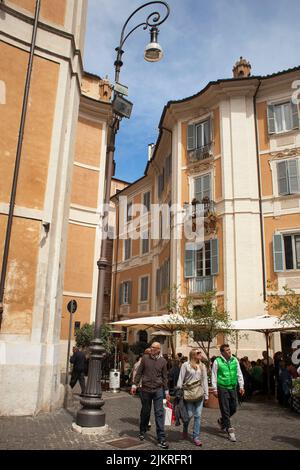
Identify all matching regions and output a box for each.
[69,346,86,394]
[122,355,131,385]
[131,342,170,449]
[176,349,208,446]
[277,360,292,407]
[131,348,152,429]
[168,359,181,395]
[286,359,298,379]
[176,352,183,361]
[261,351,275,394]
[250,359,263,393]
[239,357,252,400]
[212,344,244,442]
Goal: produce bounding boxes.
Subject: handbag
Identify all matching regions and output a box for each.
[182,379,204,402]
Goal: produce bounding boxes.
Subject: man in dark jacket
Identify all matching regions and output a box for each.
[70,346,86,394]
[131,342,170,449]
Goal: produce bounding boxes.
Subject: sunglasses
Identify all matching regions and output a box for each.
[195,351,201,354]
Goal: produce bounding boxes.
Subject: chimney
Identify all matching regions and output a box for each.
[148,143,155,161]
[99,76,113,102]
[232,57,251,78]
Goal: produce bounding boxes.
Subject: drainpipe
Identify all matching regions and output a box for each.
[253,79,267,302]
[0,0,41,328]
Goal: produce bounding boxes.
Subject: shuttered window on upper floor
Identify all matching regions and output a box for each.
[140,276,149,302]
[184,239,219,278]
[119,281,132,305]
[267,101,299,134]
[273,233,300,272]
[277,159,300,195]
[187,118,212,150]
[194,174,211,202]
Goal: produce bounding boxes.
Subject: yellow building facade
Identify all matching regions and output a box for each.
[0,0,127,415]
[112,60,300,358]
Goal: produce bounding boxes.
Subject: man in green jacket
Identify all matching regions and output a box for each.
[212,344,244,442]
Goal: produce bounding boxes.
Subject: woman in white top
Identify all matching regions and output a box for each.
[176,349,209,446]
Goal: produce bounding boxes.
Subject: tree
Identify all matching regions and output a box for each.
[266,283,300,328]
[168,288,233,369]
[75,323,114,354]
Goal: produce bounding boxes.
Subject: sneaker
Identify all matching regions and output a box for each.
[217,418,226,432]
[182,432,188,440]
[193,438,202,447]
[157,440,169,449]
[227,428,236,442]
[139,433,145,441]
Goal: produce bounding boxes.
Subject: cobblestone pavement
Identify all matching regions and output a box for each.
[0,389,299,451]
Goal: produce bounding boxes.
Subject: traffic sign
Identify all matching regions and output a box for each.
[67,299,77,314]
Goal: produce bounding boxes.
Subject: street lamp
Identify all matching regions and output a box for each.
[76,1,170,428]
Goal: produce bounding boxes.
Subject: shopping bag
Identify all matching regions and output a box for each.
[164,403,172,426]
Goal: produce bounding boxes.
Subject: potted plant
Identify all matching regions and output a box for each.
[204,210,218,234]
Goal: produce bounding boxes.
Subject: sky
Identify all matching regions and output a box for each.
[84,0,300,183]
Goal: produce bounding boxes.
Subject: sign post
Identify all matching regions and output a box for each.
[65,299,78,386]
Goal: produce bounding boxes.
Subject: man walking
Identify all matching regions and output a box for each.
[70,346,86,394]
[212,344,244,442]
[131,342,170,449]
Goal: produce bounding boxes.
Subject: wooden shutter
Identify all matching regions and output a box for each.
[187,124,196,150]
[273,233,284,272]
[277,161,288,195]
[202,174,211,200]
[291,101,299,129]
[119,283,123,305]
[267,105,276,134]
[184,243,195,278]
[210,239,219,275]
[288,159,300,194]
[128,281,132,304]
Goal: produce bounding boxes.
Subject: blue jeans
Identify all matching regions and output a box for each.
[140,389,165,441]
[183,399,204,439]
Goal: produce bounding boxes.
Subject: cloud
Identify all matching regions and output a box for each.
[84,0,300,182]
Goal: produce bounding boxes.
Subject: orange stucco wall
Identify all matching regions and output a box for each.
[70,166,99,208]
[0,42,59,210]
[264,214,300,285]
[1,217,40,334]
[64,224,95,294]
[10,0,67,27]
[75,117,103,167]
[260,153,273,197]
[116,263,152,314]
[257,101,270,152]
[61,296,92,340]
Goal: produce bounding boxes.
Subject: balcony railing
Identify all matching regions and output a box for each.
[185,200,216,217]
[188,276,213,294]
[188,143,212,163]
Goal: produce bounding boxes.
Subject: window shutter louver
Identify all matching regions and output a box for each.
[187,124,196,150]
[267,105,276,134]
[273,233,284,272]
[210,239,219,275]
[184,243,195,278]
[291,101,299,129]
[128,281,132,304]
[288,159,300,194]
[203,174,211,200]
[277,161,288,195]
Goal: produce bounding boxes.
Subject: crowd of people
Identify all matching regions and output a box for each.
[68,343,300,449]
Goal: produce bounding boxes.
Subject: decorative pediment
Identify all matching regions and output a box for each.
[186,160,214,176]
[269,147,300,161]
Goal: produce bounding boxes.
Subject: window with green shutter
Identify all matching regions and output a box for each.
[194,174,211,202]
[187,119,212,150]
[268,101,299,134]
[273,233,284,272]
[277,159,300,195]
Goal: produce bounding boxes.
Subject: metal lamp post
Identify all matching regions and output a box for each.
[76,1,170,428]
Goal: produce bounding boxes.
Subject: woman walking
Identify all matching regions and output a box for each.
[176,349,208,446]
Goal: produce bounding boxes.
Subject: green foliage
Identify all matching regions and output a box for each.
[167,287,233,364]
[75,323,114,353]
[266,283,300,328]
[129,341,149,356]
